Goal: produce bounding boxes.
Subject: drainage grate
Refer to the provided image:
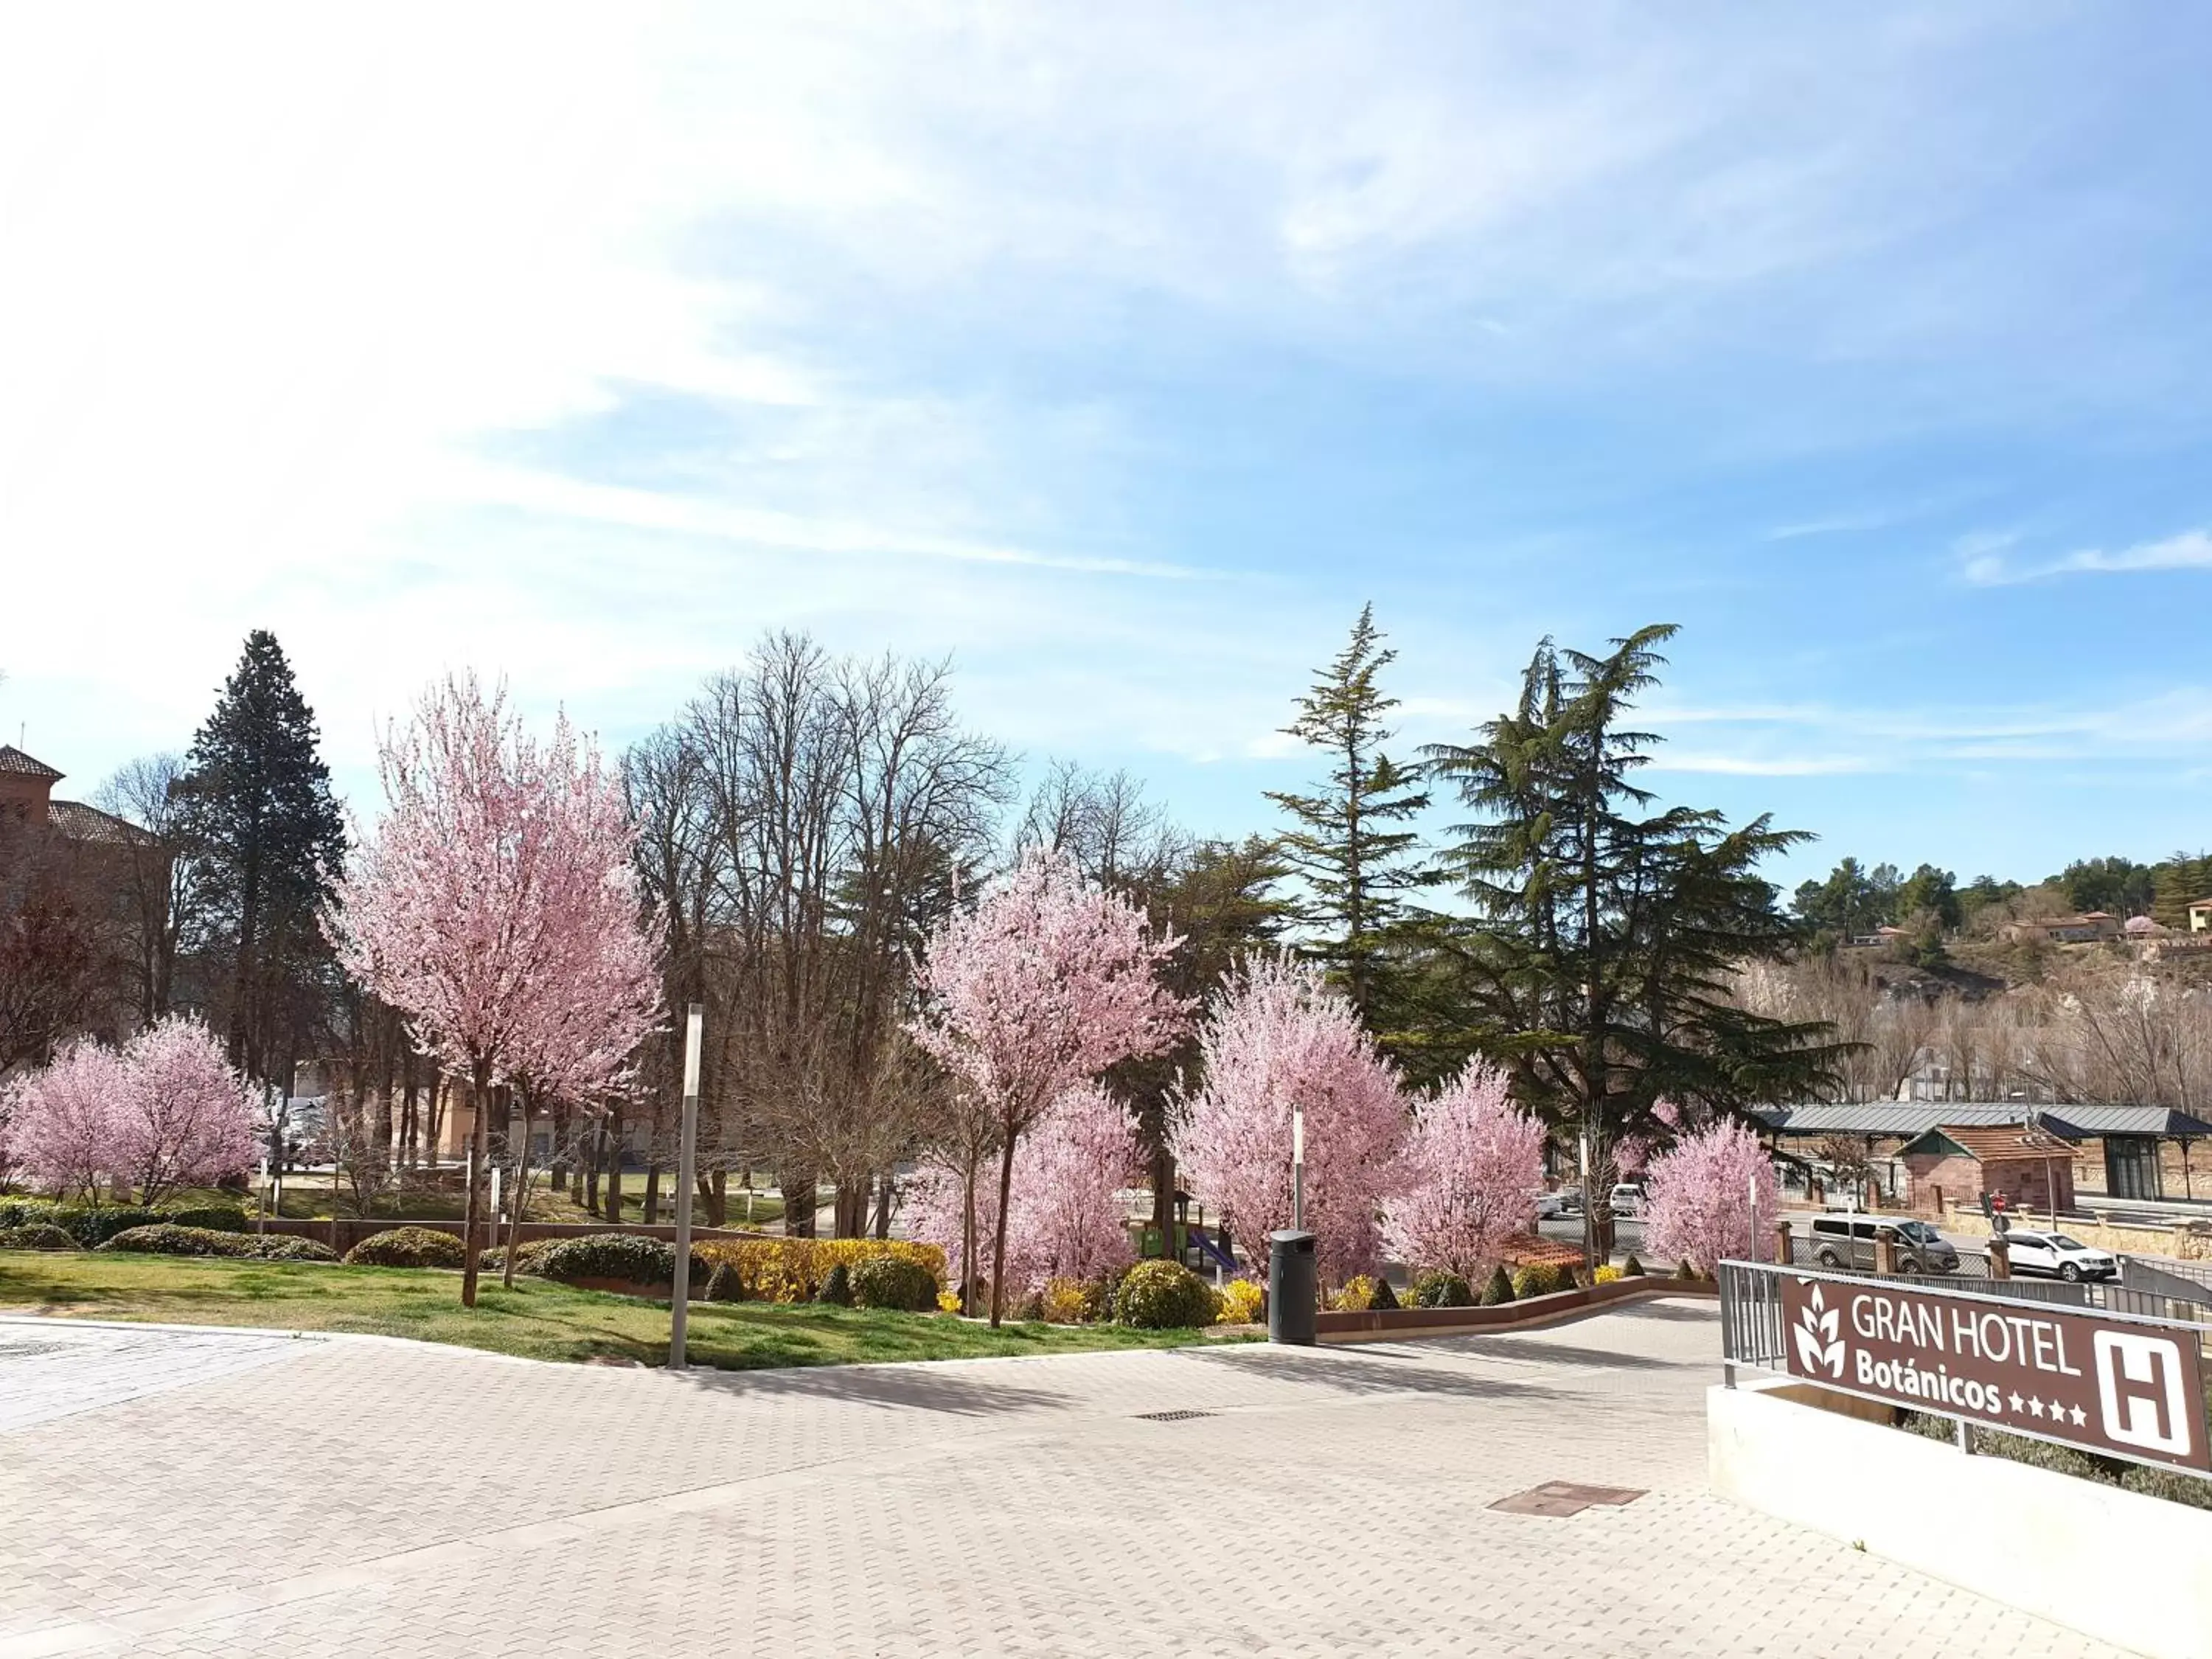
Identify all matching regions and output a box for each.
[1133,1409,1216,1422]
[1488,1481,1646,1518]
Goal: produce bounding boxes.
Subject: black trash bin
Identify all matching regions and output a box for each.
[1267,1228,1317,1346]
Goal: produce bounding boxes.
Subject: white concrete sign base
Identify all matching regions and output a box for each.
[1710,1379,2212,1659]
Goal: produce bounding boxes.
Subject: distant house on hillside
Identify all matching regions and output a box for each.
[2189,897,2212,934]
[2002,911,2122,945]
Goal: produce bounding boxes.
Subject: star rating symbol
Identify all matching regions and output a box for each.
[2047,1399,2067,1422]
[2068,1405,2087,1427]
[2028,1397,2045,1418]
[2008,1391,2025,1414]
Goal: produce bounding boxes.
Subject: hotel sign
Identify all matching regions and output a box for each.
[1777,1275,2210,1472]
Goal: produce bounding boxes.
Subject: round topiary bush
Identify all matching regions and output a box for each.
[1113,1259,1217,1329]
[1411,1269,1473,1309]
[1478,1264,1517,1306]
[478,1240,554,1277]
[1621,1253,1645,1277]
[344,1227,470,1270]
[815,1262,854,1306]
[849,1255,939,1312]
[97,1223,257,1258]
[251,1235,340,1262]
[704,1260,742,1303]
[532,1233,695,1287]
[0,1222,78,1251]
[162,1205,252,1234]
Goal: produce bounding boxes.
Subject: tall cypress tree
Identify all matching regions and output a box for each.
[178,630,347,1088]
[1422,625,1845,1267]
[1264,605,1430,1026]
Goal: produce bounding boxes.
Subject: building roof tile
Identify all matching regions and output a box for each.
[0,745,63,779]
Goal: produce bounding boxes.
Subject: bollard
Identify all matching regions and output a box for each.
[1872,1227,1898,1276]
[1267,1229,1318,1346]
[1773,1218,1793,1267]
[1987,1234,2011,1280]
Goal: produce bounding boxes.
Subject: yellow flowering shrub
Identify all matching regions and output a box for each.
[1593,1264,1623,1284]
[1040,1276,1106,1324]
[937,1290,964,1315]
[1216,1277,1265,1325]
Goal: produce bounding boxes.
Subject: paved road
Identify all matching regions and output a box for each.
[0,1303,2122,1658]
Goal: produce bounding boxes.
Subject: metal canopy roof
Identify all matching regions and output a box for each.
[1753,1102,2212,1141]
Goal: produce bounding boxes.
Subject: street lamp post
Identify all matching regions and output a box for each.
[669,1004,704,1369]
[1291,1107,1305,1231]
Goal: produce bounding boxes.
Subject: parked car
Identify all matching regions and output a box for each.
[1806,1212,1961,1275]
[1607,1183,1646,1217]
[2002,1229,2117,1282]
[1537,1189,1582,1219]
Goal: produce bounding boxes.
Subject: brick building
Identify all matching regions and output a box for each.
[1896,1123,2077,1215]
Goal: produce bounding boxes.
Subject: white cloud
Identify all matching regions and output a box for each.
[1959,527,2212,585]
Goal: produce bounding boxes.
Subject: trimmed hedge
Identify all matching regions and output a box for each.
[1478,1265,1517,1306]
[1512,1262,1575,1300]
[98,1224,257,1258]
[0,1222,78,1251]
[815,1262,854,1306]
[344,1228,469,1270]
[849,1256,939,1312]
[692,1237,946,1304]
[0,1200,250,1245]
[1113,1259,1217,1329]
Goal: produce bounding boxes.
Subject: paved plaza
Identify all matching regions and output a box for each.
[0,1299,2124,1658]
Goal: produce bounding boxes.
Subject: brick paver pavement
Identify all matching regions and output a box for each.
[0,1300,2126,1658]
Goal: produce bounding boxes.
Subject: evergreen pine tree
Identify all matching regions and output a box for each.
[178,630,347,1086]
[1264,605,1429,1026]
[1421,625,1845,1270]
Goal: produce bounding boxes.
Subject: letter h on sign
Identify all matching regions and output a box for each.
[2093,1332,2193,1459]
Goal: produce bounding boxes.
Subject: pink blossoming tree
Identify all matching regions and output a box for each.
[907,1082,1142,1302]
[2,1018,257,1202]
[1641,1116,1777,1275]
[327,674,664,1306]
[1382,1063,1544,1279]
[910,848,1186,1326]
[1171,953,1406,1287]
[3,1038,127,1200]
[114,1015,260,1203]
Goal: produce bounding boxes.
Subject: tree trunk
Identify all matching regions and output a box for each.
[988,1130,1018,1328]
[709,1168,727,1228]
[460,1060,490,1307]
[833,1180,867,1238]
[424,1064,446,1168]
[1152,1144,1177,1260]
[585,1124,603,1217]
[872,1172,892,1240]
[642,1161,661,1225]
[604,1108,625,1224]
[960,1161,979,1317]
[782,1170,813,1237]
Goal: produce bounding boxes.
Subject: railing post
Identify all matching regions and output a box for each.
[1987,1236,2011,1280]
[1773,1218,1793,1267]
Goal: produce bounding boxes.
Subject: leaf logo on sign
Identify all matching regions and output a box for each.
[1793,1284,1845,1379]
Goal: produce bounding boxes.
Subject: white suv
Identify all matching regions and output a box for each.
[2003,1229,2116,1282]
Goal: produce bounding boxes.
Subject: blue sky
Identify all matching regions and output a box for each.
[4,4,2210,888]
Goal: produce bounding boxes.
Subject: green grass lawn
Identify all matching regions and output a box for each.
[0,1252,1239,1371]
